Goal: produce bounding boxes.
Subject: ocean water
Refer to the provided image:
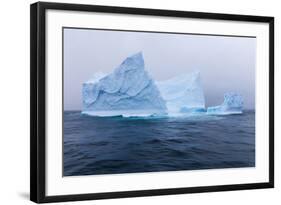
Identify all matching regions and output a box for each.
[63,111,255,176]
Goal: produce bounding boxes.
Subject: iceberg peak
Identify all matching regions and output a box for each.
[223,92,243,108]
[116,52,144,73]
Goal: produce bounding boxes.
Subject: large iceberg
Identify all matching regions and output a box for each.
[156,71,205,115]
[82,52,243,117]
[207,92,243,115]
[82,52,167,117]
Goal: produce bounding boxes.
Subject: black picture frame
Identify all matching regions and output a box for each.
[30,1,274,203]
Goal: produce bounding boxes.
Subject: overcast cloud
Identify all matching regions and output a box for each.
[64,28,256,110]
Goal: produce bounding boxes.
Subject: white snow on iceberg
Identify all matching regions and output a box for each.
[207,92,243,115]
[82,52,167,117]
[156,71,205,115]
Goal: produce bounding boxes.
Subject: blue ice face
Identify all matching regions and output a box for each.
[82,52,167,117]
[156,71,205,114]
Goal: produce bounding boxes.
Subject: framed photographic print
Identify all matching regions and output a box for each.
[30,2,274,203]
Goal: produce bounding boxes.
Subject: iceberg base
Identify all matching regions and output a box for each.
[81,109,167,117]
[207,106,242,115]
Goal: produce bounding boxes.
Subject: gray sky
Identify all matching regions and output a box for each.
[64,28,256,110]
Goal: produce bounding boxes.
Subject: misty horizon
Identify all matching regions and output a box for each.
[64,28,256,110]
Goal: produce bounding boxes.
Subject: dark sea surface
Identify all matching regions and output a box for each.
[63,111,255,176]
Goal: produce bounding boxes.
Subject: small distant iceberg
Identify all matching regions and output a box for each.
[207,93,243,115]
[82,52,243,117]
